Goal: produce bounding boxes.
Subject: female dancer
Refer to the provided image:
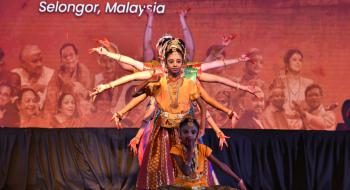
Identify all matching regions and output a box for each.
[110,38,237,189]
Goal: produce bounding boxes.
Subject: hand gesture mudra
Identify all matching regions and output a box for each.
[230,111,239,128]
[90,83,111,101]
[96,38,112,49]
[222,33,236,46]
[111,113,123,129]
[238,53,251,62]
[217,132,230,151]
[129,137,140,156]
[88,46,109,56]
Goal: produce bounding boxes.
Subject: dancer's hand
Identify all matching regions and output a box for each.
[111,113,123,129]
[90,84,111,101]
[217,132,229,150]
[96,38,112,49]
[222,33,236,46]
[198,128,205,138]
[179,8,190,18]
[230,111,239,128]
[145,7,153,18]
[246,86,263,98]
[128,137,140,156]
[239,179,248,190]
[238,53,250,62]
[89,47,109,56]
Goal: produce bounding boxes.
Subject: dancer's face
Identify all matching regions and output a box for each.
[166,52,183,76]
[59,94,76,117]
[288,53,303,73]
[180,123,198,147]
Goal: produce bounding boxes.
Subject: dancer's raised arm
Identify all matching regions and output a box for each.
[206,111,229,150]
[200,54,249,71]
[198,83,238,120]
[90,47,144,71]
[90,70,159,99]
[199,72,261,96]
[179,9,194,61]
[112,93,148,129]
[144,9,154,62]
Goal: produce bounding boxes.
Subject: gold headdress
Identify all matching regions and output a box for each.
[164,38,186,60]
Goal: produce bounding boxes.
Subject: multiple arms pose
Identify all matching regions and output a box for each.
[89,47,260,97]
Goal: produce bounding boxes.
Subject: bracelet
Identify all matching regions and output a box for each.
[117,54,122,62]
[147,25,152,28]
[182,27,188,31]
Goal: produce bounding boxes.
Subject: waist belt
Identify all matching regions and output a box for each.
[160,111,188,128]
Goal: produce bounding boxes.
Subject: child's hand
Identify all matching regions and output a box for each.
[217,132,230,150]
[128,137,140,156]
[239,179,248,190]
[198,128,205,138]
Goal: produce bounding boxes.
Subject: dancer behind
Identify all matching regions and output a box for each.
[89,39,257,98]
[90,35,255,162]
[111,38,237,189]
[143,8,195,62]
[166,116,247,190]
[90,36,250,146]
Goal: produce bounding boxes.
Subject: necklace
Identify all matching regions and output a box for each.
[167,77,182,109]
